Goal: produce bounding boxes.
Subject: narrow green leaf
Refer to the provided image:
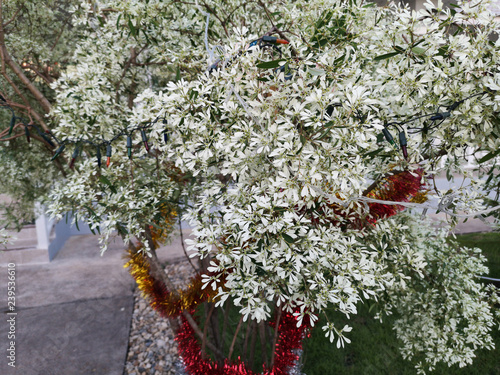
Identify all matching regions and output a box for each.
[99,175,112,186]
[74,213,80,231]
[99,176,117,193]
[256,59,286,69]
[412,46,426,56]
[282,233,296,244]
[478,149,500,164]
[128,19,136,36]
[364,148,384,158]
[316,128,331,140]
[373,52,400,61]
[309,67,326,76]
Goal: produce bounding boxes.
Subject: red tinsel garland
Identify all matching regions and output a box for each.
[303,169,426,228]
[176,310,309,375]
[366,169,425,224]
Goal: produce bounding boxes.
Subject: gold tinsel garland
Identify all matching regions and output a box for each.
[124,206,220,318]
[125,249,219,317]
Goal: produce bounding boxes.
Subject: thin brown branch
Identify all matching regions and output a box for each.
[200,0,230,36]
[259,320,268,366]
[221,304,230,357]
[0,132,23,142]
[201,302,216,359]
[115,45,147,104]
[141,228,223,355]
[182,310,224,357]
[21,62,54,85]
[131,61,169,67]
[228,315,244,360]
[0,48,52,114]
[249,321,257,370]
[243,319,254,363]
[269,307,281,368]
[51,14,72,51]
[2,5,22,28]
[0,9,52,131]
[0,122,23,139]
[257,0,276,29]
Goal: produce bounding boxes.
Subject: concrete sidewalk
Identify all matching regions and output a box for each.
[0,231,194,375]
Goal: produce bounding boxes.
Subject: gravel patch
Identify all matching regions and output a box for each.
[124,260,196,375]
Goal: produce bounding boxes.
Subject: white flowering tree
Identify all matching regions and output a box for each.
[2,0,500,373]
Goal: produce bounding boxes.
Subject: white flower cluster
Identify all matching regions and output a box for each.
[47,0,500,371]
[376,214,497,374]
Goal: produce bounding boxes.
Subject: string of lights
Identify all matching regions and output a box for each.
[1,90,493,168]
[0,94,168,168]
[1,46,495,169]
[380,91,493,159]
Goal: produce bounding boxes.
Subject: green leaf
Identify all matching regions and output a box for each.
[412,46,426,56]
[333,54,345,66]
[74,213,80,231]
[99,176,117,194]
[316,128,331,140]
[309,67,326,76]
[315,11,333,29]
[256,59,286,69]
[189,89,199,101]
[116,222,129,235]
[364,148,384,159]
[437,46,449,57]
[282,233,296,244]
[256,239,264,251]
[373,52,400,61]
[84,205,97,217]
[478,149,500,163]
[128,19,137,36]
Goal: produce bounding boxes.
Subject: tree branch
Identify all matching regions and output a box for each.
[182,310,224,357]
[228,315,244,360]
[201,302,216,359]
[269,307,281,368]
[2,5,22,28]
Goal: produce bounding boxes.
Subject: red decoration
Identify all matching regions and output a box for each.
[302,169,426,228]
[176,310,309,375]
[366,169,425,224]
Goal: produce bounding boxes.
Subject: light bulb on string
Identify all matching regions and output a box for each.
[106,144,112,168]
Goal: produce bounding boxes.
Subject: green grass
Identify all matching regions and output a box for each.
[302,232,500,375]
